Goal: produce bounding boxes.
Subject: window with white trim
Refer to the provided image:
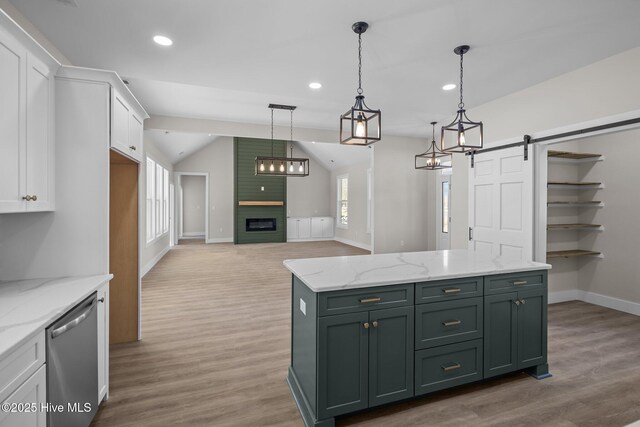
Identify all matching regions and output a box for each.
[337,174,348,228]
[146,156,170,243]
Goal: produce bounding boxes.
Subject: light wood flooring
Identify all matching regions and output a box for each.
[92,241,640,427]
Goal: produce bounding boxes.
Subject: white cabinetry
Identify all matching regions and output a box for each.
[0,19,57,214]
[311,217,334,238]
[111,87,143,163]
[0,365,46,427]
[288,217,311,239]
[97,283,110,402]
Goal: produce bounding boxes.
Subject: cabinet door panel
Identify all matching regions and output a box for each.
[0,365,46,427]
[97,284,109,402]
[127,112,143,163]
[298,218,311,238]
[322,217,334,238]
[110,89,130,156]
[287,218,297,239]
[318,312,368,419]
[484,292,518,378]
[0,30,26,212]
[25,55,53,211]
[311,218,323,238]
[369,306,414,406]
[517,288,547,369]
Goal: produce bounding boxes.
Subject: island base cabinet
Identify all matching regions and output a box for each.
[484,288,547,379]
[317,306,414,419]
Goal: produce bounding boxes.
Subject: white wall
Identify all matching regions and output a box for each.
[174,136,234,243]
[287,145,331,218]
[141,139,173,272]
[330,161,371,249]
[451,46,640,250]
[373,139,433,253]
[181,175,206,235]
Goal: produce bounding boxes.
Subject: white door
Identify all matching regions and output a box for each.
[468,146,533,261]
[436,174,451,250]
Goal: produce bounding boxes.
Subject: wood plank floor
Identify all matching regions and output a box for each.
[92,241,640,427]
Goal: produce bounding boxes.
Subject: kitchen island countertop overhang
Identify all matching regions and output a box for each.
[283,249,551,292]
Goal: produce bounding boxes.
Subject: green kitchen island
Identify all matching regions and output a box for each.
[284,249,552,427]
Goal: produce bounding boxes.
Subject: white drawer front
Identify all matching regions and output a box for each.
[0,364,46,427]
[0,332,45,404]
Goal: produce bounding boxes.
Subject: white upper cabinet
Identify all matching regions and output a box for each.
[111,87,143,163]
[0,16,57,214]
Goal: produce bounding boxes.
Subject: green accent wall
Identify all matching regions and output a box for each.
[234,137,287,244]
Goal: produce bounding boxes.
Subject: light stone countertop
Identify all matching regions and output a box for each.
[283,249,550,292]
[0,274,112,359]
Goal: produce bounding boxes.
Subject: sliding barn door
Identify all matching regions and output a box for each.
[468,146,533,261]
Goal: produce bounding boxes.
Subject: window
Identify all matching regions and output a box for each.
[146,156,170,243]
[337,175,348,228]
[442,181,450,234]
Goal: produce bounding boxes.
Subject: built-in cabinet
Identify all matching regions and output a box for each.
[0,19,57,214]
[288,216,334,241]
[97,282,110,402]
[111,87,144,163]
[289,271,549,427]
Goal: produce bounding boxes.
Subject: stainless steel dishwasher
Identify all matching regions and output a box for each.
[46,292,98,427]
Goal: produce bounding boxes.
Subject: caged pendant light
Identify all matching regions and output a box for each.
[415,122,451,170]
[339,21,381,146]
[441,45,483,153]
[255,104,309,177]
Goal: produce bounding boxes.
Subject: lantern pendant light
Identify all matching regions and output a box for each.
[415,122,452,170]
[441,45,483,153]
[339,21,381,146]
[255,104,309,177]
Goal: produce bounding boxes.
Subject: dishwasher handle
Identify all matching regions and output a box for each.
[51,298,97,339]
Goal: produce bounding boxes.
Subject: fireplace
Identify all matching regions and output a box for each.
[246,218,277,232]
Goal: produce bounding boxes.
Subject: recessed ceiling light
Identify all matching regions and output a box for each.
[312,141,316,144]
[153,35,173,46]
[308,82,322,89]
[208,133,212,137]
[442,83,456,91]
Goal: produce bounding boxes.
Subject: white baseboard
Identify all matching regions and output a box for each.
[333,237,372,252]
[181,232,205,238]
[206,237,233,244]
[287,237,334,243]
[549,289,640,316]
[141,245,171,277]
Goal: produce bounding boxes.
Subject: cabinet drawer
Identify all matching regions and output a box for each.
[416,277,483,303]
[415,339,483,396]
[0,332,45,403]
[415,297,483,350]
[485,271,547,295]
[318,284,413,316]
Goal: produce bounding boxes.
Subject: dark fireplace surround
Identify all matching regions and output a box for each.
[246,218,277,232]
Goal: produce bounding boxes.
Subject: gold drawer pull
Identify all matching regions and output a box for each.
[442,320,462,327]
[511,280,528,285]
[359,297,382,304]
[442,288,461,294]
[442,363,462,372]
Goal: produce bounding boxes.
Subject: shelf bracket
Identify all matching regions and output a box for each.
[523,134,531,161]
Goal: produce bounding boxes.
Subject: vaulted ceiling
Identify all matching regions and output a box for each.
[11,0,640,137]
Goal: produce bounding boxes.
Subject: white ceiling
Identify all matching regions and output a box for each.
[295,141,371,171]
[10,0,640,138]
[145,130,219,163]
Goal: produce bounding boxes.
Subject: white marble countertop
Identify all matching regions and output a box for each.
[283,250,551,292]
[0,274,112,359]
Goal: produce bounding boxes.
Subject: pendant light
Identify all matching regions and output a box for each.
[339,21,381,146]
[415,122,451,170]
[255,104,309,177]
[441,45,483,153]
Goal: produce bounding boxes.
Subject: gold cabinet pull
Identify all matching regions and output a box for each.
[442,363,462,372]
[363,322,370,329]
[442,288,461,294]
[511,280,527,285]
[372,321,378,328]
[359,297,382,304]
[442,320,462,327]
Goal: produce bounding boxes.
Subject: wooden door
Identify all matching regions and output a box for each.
[468,146,533,260]
[318,312,369,419]
[368,306,414,407]
[109,151,139,343]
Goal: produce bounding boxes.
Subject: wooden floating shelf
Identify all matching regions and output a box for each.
[238,201,284,206]
[548,150,602,160]
[547,181,602,187]
[547,223,602,230]
[547,201,603,208]
[546,250,602,259]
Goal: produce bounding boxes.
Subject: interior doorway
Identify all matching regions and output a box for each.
[175,172,209,243]
[436,171,452,250]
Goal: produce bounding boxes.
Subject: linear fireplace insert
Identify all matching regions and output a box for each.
[246,218,277,232]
